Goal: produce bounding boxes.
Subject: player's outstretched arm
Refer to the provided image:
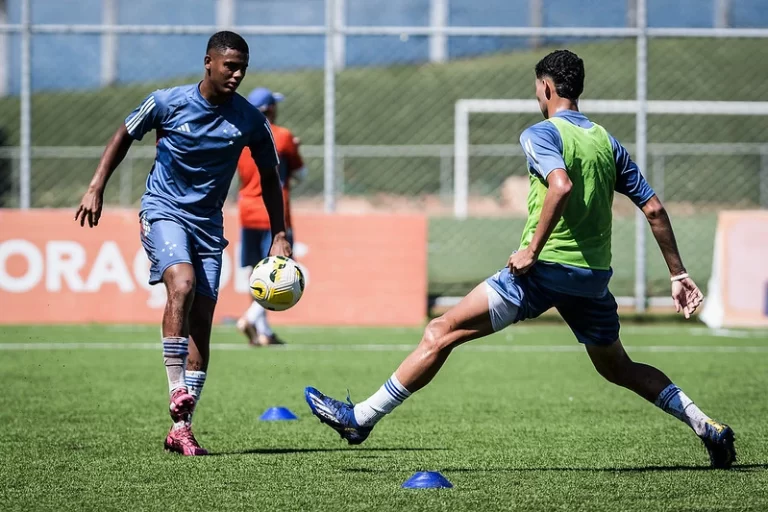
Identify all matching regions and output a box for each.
[508,168,572,275]
[75,124,134,227]
[641,195,703,318]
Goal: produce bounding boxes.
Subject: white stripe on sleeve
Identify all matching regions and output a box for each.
[263,122,280,164]
[126,96,156,134]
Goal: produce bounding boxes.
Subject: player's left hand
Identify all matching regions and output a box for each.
[507,247,537,276]
[269,232,293,258]
[672,277,704,319]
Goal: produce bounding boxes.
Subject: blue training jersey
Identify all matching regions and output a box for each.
[517,110,656,297]
[126,83,279,240]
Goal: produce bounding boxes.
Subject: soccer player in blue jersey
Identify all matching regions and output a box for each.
[75,31,291,456]
[305,50,736,469]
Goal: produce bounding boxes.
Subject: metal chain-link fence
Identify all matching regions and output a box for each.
[2,0,767,306]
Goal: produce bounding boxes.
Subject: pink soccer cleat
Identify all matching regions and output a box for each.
[164,424,208,456]
[169,387,196,423]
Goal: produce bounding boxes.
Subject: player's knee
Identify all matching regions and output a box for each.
[420,317,453,354]
[167,275,196,305]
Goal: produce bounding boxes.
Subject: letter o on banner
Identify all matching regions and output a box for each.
[0,240,44,293]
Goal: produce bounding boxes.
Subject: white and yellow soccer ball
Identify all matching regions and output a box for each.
[248,256,306,311]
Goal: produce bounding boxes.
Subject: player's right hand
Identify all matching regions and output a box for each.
[671,277,704,319]
[269,231,293,258]
[74,188,104,228]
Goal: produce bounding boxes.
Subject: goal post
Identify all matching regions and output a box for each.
[453,98,768,310]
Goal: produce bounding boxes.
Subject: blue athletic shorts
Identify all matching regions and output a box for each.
[485,266,620,345]
[139,212,225,301]
[240,228,293,268]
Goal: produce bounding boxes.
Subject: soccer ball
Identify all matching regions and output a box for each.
[248,256,305,311]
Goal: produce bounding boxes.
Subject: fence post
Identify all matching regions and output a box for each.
[324,0,337,213]
[101,0,117,86]
[19,0,31,209]
[529,0,543,48]
[634,0,648,313]
[429,0,447,63]
[714,0,730,28]
[216,0,235,28]
[334,0,345,70]
[0,0,8,97]
[626,0,637,28]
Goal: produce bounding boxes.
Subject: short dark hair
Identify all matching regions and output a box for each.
[206,31,249,55]
[535,50,584,100]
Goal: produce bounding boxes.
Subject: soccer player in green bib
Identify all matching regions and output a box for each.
[305,50,735,469]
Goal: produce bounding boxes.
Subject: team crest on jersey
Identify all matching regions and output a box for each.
[223,122,242,138]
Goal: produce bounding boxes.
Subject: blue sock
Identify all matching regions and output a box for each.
[185,371,207,424]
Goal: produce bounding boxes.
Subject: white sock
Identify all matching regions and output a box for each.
[186,371,207,402]
[252,303,273,337]
[353,374,412,427]
[245,301,260,325]
[185,371,206,425]
[162,337,188,393]
[655,384,711,436]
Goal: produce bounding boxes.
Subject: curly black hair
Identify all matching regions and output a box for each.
[206,30,249,55]
[534,50,584,100]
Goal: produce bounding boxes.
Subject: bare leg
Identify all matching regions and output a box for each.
[160,263,196,394]
[394,283,496,392]
[182,293,216,425]
[586,339,722,439]
[162,263,196,338]
[305,282,513,436]
[394,284,495,393]
[187,294,216,372]
[585,339,671,402]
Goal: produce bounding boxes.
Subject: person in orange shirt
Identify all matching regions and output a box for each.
[236,88,307,346]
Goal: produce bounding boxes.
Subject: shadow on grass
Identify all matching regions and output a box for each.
[344,463,768,473]
[210,447,448,457]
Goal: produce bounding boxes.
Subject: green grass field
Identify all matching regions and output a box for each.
[2,323,767,511]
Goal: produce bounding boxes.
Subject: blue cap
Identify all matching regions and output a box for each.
[247,87,285,111]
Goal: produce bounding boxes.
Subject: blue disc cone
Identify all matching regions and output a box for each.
[402,471,453,489]
[259,407,298,421]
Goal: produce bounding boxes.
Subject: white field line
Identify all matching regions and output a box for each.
[92,324,768,338]
[0,342,767,353]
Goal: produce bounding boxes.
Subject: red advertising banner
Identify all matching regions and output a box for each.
[0,209,427,326]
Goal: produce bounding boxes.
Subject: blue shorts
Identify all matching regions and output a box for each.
[485,266,620,345]
[240,228,293,268]
[140,212,225,301]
